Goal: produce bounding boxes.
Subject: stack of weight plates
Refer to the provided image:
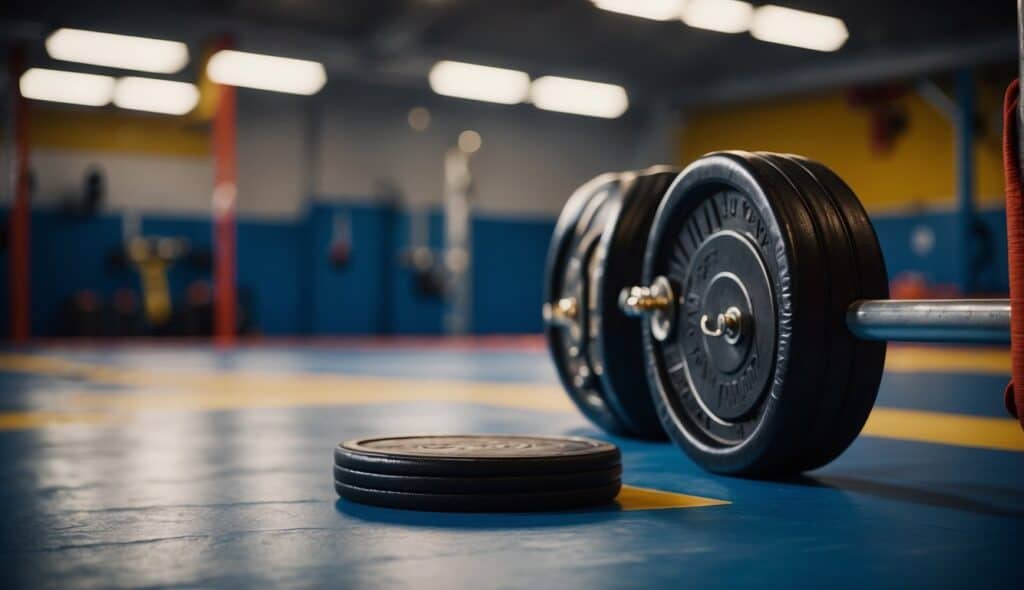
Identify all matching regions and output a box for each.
[334,435,622,512]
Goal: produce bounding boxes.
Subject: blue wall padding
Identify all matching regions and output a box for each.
[30,211,128,336]
[306,202,412,335]
[873,208,1008,294]
[472,216,554,334]
[4,204,1010,337]
[307,203,382,334]
[142,214,304,335]
[388,210,446,334]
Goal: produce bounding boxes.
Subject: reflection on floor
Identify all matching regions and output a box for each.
[0,342,1020,588]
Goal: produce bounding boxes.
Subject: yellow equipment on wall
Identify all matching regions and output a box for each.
[125,236,190,326]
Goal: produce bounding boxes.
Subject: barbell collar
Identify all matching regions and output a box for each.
[543,297,579,326]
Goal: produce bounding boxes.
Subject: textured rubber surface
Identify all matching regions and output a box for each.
[642,151,889,476]
[335,435,621,477]
[593,167,678,439]
[334,464,622,494]
[334,480,622,512]
[773,153,889,468]
[643,152,799,475]
[544,174,631,436]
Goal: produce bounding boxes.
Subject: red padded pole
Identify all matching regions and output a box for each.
[1001,79,1024,428]
[212,36,237,347]
[8,48,30,343]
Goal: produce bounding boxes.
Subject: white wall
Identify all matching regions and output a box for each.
[314,84,661,217]
[236,91,307,218]
[14,81,678,220]
[24,90,307,219]
[32,150,213,215]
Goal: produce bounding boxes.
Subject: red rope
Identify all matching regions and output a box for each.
[1001,78,1024,428]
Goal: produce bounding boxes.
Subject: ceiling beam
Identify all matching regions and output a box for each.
[672,34,1015,108]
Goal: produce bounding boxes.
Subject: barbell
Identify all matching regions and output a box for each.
[544,151,1012,477]
[544,166,679,440]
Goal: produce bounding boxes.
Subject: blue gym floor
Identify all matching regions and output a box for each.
[0,341,1021,588]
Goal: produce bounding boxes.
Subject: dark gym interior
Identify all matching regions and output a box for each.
[0,1,1021,588]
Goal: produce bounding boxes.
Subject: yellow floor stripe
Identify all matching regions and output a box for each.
[0,353,138,387]
[0,411,110,430]
[0,345,1011,384]
[0,345,1011,380]
[862,408,1024,452]
[0,352,1021,453]
[65,376,576,415]
[885,346,1010,375]
[616,485,729,511]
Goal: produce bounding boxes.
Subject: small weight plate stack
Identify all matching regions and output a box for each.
[334,435,622,512]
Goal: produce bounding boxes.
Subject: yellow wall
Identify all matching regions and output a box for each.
[30,107,210,157]
[680,87,1005,212]
[20,45,220,157]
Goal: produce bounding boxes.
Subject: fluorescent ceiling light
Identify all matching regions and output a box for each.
[428,60,530,105]
[45,28,189,74]
[592,0,684,21]
[682,0,754,34]
[19,68,115,107]
[207,50,327,95]
[530,76,629,119]
[114,77,199,115]
[750,5,849,52]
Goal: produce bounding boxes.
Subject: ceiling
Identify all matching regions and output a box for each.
[1,0,1017,109]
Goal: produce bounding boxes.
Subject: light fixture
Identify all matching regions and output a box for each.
[19,68,115,107]
[207,50,327,95]
[591,0,685,21]
[458,130,482,153]
[408,106,431,131]
[114,77,199,115]
[681,0,754,34]
[530,76,629,119]
[750,5,849,52]
[428,60,530,105]
[45,28,189,74]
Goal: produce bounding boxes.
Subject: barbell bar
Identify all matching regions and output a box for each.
[545,150,1018,477]
[620,294,1012,345]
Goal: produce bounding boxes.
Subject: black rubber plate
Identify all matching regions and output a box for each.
[334,480,622,512]
[544,175,629,436]
[755,153,859,471]
[335,435,621,477]
[643,151,823,475]
[641,151,888,476]
[334,464,622,494]
[591,167,679,439]
[779,154,888,469]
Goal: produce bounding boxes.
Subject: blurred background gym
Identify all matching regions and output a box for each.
[0,1,1021,588]
[1,1,1015,340]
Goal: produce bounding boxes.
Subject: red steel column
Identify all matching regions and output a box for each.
[212,37,237,346]
[9,49,30,343]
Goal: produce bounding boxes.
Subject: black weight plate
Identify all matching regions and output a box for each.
[334,480,621,512]
[590,166,679,439]
[755,153,861,472]
[783,154,888,469]
[335,435,621,477]
[641,151,834,476]
[334,464,621,494]
[544,174,633,436]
